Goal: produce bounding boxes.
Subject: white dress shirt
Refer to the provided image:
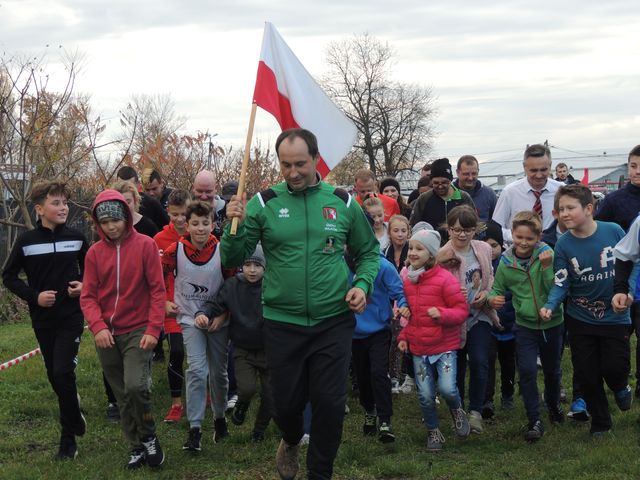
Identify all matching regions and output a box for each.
[492,177,562,243]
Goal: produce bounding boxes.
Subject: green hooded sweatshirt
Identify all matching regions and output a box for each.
[220,180,380,327]
[488,242,563,330]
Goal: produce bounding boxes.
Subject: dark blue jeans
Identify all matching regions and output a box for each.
[515,323,563,423]
[456,321,492,413]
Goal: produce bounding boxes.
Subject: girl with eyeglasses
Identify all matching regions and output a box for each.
[436,205,502,436]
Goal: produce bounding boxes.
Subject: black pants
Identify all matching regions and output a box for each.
[34,321,84,437]
[166,332,184,398]
[565,327,585,401]
[264,313,355,480]
[351,329,393,422]
[631,304,640,380]
[567,315,630,433]
[484,336,516,403]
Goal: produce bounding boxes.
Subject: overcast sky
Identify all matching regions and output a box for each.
[2,0,639,165]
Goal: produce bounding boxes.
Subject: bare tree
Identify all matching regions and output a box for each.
[120,93,185,156]
[0,52,87,240]
[323,34,436,177]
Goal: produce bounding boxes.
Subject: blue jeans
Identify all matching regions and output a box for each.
[413,351,461,430]
[456,320,492,412]
[515,323,563,422]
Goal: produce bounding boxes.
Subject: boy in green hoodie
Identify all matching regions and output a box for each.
[488,211,563,443]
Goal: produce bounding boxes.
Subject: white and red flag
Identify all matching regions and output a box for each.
[253,22,357,178]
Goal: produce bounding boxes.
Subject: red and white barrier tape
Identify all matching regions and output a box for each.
[0,347,41,371]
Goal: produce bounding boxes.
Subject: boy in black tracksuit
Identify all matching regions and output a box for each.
[2,181,89,460]
[207,245,272,442]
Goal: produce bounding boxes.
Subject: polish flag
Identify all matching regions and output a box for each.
[253,22,357,177]
[581,168,589,185]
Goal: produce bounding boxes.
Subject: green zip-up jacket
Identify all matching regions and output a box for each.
[220,179,380,327]
[488,242,563,330]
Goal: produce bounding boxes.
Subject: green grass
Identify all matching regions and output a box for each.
[1,319,640,479]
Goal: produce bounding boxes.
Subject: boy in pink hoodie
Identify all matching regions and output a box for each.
[80,190,166,469]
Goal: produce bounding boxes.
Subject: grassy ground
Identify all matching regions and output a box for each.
[1,319,640,480]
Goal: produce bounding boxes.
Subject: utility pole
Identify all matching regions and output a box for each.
[206,132,218,170]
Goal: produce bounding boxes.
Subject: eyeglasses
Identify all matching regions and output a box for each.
[431,181,450,187]
[449,227,475,235]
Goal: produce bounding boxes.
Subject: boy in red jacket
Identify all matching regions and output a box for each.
[154,189,190,423]
[80,190,166,470]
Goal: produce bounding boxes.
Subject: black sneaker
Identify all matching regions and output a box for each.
[213,417,229,443]
[250,430,265,442]
[141,435,165,468]
[183,427,202,452]
[549,407,565,424]
[126,447,146,470]
[54,434,78,461]
[615,385,633,411]
[524,420,544,442]
[231,402,249,426]
[363,413,377,436]
[481,401,495,419]
[378,422,395,443]
[106,402,120,422]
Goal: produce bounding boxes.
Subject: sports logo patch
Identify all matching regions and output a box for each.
[323,207,337,220]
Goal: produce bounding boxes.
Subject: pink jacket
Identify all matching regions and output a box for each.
[81,190,165,339]
[437,239,500,326]
[398,264,468,355]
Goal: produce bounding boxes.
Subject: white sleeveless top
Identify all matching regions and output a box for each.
[174,242,224,326]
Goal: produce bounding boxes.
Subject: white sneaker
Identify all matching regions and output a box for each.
[299,433,310,446]
[226,394,238,411]
[399,376,415,394]
[391,378,401,394]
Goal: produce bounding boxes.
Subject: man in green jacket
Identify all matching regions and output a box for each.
[222,128,380,480]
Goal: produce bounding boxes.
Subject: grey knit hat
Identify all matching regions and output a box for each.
[95,200,126,222]
[244,244,266,268]
[410,228,441,257]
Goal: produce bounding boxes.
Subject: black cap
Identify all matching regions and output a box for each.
[430,158,453,181]
[221,181,239,201]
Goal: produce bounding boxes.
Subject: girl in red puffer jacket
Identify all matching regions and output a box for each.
[398,227,469,452]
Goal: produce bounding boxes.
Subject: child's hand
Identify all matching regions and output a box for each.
[489,295,505,309]
[37,290,57,307]
[165,301,179,317]
[460,286,468,297]
[95,329,115,349]
[398,340,408,353]
[427,307,441,322]
[612,293,633,313]
[397,307,411,318]
[492,316,504,331]
[538,250,553,269]
[139,334,158,351]
[67,281,82,297]
[539,307,553,321]
[194,314,209,329]
[208,314,226,332]
[471,291,487,309]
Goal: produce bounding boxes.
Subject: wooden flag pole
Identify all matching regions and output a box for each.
[230,102,258,235]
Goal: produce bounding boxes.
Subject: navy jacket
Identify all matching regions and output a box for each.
[453,179,497,222]
[209,273,264,350]
[595,183,640,232]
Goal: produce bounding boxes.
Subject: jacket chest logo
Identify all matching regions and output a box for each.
[278,208,290,218]
[323,207,337,220]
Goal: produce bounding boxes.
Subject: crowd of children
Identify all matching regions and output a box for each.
[4,171,640,471]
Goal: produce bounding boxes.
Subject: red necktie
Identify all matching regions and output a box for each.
[532,191,542,219]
